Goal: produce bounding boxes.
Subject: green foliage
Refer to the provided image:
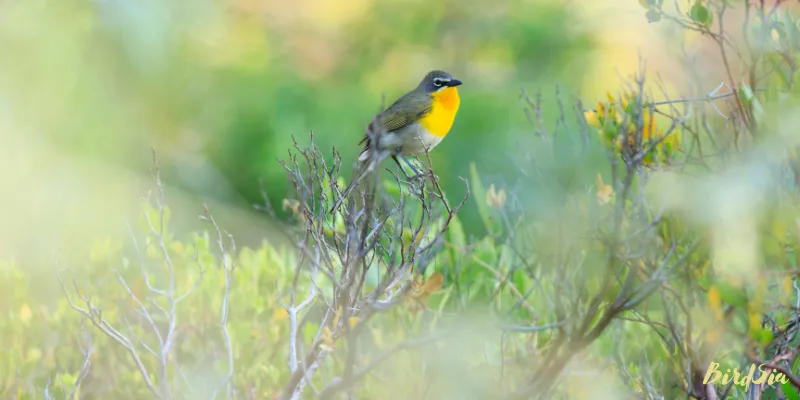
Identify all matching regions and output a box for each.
[690,1,713,27]
[0,223,300,398]
[9,1,800,399]
[0,0,596,237]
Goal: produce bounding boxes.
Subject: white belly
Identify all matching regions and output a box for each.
[382,123,444,156]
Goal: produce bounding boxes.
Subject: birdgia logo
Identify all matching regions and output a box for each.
[703,362,789,390]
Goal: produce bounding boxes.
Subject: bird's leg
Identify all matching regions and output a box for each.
[395,151,421,177]
[391,149,425,189]
[399,154,427,187]
[390,155,411,179]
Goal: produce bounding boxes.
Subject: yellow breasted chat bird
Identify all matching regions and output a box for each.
[330,70,462,213]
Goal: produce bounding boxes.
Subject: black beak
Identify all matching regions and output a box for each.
[448,79,463,87]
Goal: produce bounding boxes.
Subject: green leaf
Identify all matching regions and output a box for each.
[138,202,171,234]
[302,322,320,343]
[436,286,452,314]
[364,262,381,288]
[383,178,401,196]
[467,279,484,301]
[739,84,765,123]
[60,372,78,390]
[446,213,466,271]
[448,213,466,247]
[697,273,711,291]
[793,356,800,376]
[469,162,501,236]
[751,327,773,347]
[472,237,499,268]
[690,1,713,26]
[716,280,748,308]
[783,380,800,400]
[646,8,661,23]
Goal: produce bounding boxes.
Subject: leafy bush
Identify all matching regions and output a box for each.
[7,1,800,399]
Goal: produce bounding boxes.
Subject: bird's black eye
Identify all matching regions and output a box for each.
[433,78,443,87]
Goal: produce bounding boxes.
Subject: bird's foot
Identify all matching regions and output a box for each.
[406,171,428,186]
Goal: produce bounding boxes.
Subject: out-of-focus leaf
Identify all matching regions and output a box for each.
[715,280,749,308]
[446,213,467,273]
[750,326,773,347]
[422,272,444,293]
[384,177,402,196]
[138,202,171,234]
[595,173,614,205]
[469,162,502,236]
[321,327,334,348]
[739,84,765,123]
[783,381,800,400]
[646,8,661,23]
[690,1,713,26]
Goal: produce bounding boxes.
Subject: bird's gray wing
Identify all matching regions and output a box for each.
[358,92,432,149]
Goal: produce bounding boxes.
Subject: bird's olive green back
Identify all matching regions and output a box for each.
[377,90,433,132]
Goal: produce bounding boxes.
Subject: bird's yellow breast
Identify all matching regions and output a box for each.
[419,87,460,138]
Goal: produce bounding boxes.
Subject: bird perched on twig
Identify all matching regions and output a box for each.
[330,70,463,213]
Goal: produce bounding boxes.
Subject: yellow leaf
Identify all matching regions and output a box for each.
[272,308,288,321]
[606,91,615,103]
[27,347,42,362]
[403,228,425,246]
[621,93,633,109]
[783,277,793,300]
[640,109,655,140]
[423,273,444,294]
[748,310,761,331]
[19,303,31,325]
[705,328,722,345]
[333,305,342,329]
[584,110,601,128]
[496,189,507,209]
[486,184,506,210]
[665,129,682,149]
[708,285,722,319]
[348,317,359,329]
[595,173,614,205]
[321,327,334,348]
[170,241,184,255]
[282,199,303,219]
[632,377,643,393]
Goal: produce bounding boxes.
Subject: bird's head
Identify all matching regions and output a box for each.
[417,70,463,94]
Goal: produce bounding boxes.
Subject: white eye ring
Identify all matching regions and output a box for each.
[433,78,444,87]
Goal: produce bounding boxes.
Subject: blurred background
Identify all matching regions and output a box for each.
[10,1,799,398]
[0,0,680,265]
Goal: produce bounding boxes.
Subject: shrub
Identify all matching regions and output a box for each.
[6,1,800,399]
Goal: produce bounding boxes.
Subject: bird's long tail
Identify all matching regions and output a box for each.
[329,150,385,214]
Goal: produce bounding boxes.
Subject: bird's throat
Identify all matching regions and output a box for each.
[434,87,460,111]
[421,87,460,137]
